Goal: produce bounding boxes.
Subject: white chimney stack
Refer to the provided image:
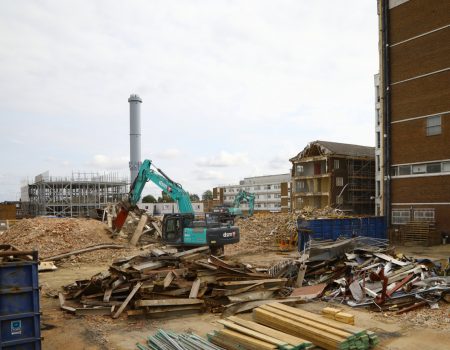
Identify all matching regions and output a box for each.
[128,94,142,184]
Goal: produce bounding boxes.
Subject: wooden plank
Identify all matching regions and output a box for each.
[130,214,149,246]
[218,319,288,347]
[218,278,287,287]
[335,312,355,325]
[103,288,113,302]
[254,309,346,350]
[150,248,166,256]
[259,305,352,339]
[215,329,277,350]
[227,316,310,347]
[173,246,210,258]
[295,264,307,288]
[227,290,275,303]
[189,278,201,299]
[321,307,343,316]
[163,271,175,289]
[151,221,163,237]
[132,261,165,271]
[112,282,143,319]
[268,302,366,336]
[145,305,202,314]
[135,298,203,307]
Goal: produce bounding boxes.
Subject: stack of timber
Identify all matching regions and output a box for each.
[60,247,292,318]
[209,316,312,350]
[321,307,355,325]
[252,302,378,350]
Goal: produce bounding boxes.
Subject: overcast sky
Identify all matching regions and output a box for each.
[0,0,379,201]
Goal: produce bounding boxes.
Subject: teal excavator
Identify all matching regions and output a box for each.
[213,190,255,222]
[113,159,239,252]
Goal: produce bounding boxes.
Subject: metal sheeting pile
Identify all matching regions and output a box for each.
[137,330,224,350]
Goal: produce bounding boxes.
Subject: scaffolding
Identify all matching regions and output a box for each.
[23,171,128,217]
[346,158,375,214]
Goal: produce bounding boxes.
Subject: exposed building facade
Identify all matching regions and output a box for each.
[290,141,375,214]
[377,0,450,232]
[213,174,291,213]
[21,171,128,217]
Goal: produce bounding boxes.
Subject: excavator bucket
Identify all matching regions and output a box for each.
[113,206,129,232]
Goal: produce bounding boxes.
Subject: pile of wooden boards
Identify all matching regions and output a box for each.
[209,303,378,350]
[60,246,291,318]
[321,307,355,325]
[209,316,312,350]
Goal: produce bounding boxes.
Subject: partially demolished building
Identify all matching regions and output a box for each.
[290,141,375,215]
[21,171,128,217]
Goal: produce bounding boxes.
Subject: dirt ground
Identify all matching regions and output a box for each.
[38,244,450,350]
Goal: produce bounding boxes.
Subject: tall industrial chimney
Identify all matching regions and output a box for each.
[128,94,142,184]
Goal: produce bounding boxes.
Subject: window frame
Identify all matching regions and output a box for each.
[426,115,441,136]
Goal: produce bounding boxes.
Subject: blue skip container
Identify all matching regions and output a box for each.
[0,250,41,350]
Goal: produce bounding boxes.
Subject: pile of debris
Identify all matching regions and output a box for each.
[117,212,163,245]
[0,218,117,257]
[272,237,450,314]
[232,213,299,254]
[231,208,345,255]
[58,246,299,318]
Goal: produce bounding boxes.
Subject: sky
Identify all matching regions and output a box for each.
[0,0,379,201]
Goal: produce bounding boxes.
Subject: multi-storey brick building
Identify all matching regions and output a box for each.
[290,141,375,214]
[377,0,450,232]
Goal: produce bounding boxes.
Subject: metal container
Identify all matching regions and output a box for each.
[297,216,387,243]
[0,251,41,349]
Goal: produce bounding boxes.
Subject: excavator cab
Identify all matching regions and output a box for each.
[162,213,239,250]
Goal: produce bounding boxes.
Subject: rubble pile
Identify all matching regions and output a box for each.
[59,247,294,319]
[0,217,127,262]
[272,237,450,314]
[231,208,344,255]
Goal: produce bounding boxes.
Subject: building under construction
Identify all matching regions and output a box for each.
[21,171,128,217]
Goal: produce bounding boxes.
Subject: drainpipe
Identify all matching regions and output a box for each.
[382,0,391,226]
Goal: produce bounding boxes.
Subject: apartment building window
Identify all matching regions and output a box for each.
[376,181,380,197]
[414,209,435,222]
[426,115,441,136]
[267,194,271,199]
[336,177,344,186]
[334,160,340,169]
[265,185,272,190]
[275,194,281,198]
[376,155,380,171]
[426,163,441,173]
[392,210,410,224]
[376,132,381,148]
[254,186,260,191]
[296,165,304,175]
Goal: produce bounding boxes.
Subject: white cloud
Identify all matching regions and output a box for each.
[88,154,128,169]
[155,148,182,159]
[268,155,291,171]
[196,151,248,167]
[195,170,225,181]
